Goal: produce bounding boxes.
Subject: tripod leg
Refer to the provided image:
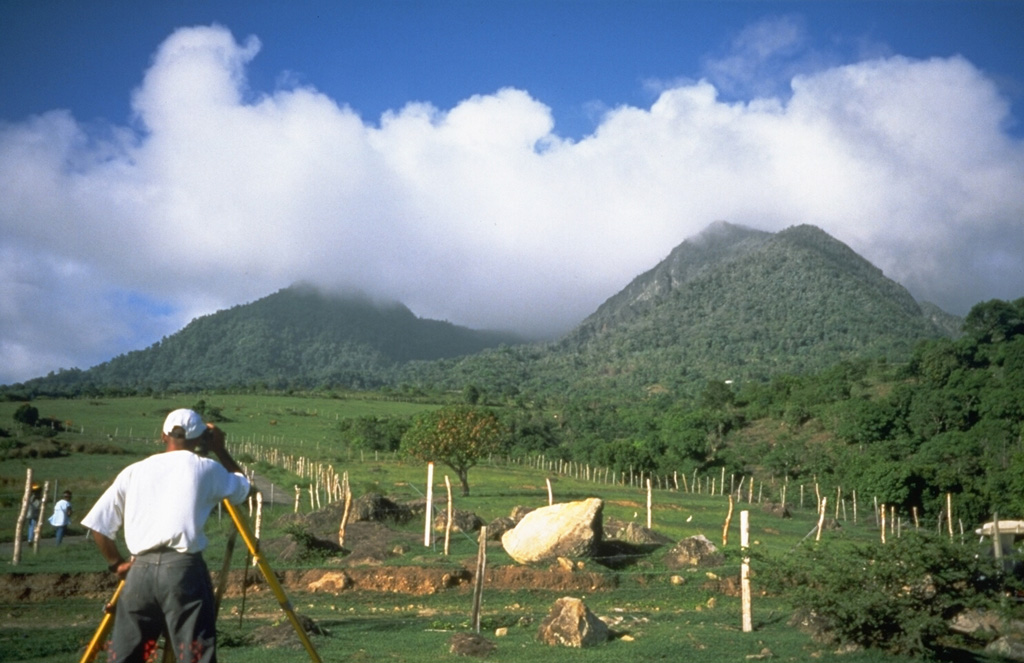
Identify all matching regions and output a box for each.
[80,579,124,663]
[239,547,251,627]
[223,499,323,663]
[162,629,175,663]
[214,527,238,616]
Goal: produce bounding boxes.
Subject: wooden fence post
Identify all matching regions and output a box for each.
[424,462,434,547]
[646,479,652,529]
[32,480,50,554]
[444,476,454,556]
[815,497,827,542]
[741,510,752,632]
[472,526,488,633]
[947,493,954,540]
[12,469,33,565]
[992,512,1002,563]
[338,472,352,549]
[723,494,735,546]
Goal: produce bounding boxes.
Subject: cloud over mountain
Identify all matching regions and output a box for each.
[1,23,1022,384]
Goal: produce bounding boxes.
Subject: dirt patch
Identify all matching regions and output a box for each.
[0,571,121,601]
[0,507,628,602]
[485,565,617,592]
[2,547,631,603]
[0,563,618,602]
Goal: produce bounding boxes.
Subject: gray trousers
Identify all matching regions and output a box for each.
[109,550,217,663]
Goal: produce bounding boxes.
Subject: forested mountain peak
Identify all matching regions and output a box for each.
[552,222,957,392]
[19,284,525,393]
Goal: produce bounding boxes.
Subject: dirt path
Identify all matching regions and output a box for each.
[1,532,89,558]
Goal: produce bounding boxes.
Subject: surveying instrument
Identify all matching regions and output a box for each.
[81,497,323,662]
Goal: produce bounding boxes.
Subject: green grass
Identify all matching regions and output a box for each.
[2,577,976,663]
[0,393,1005,662]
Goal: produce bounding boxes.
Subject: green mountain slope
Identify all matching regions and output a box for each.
[419,223,959,401]
[557,222,953,389]
[24,284,524,393]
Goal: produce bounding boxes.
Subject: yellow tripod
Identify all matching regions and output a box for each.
[81,498,323,663]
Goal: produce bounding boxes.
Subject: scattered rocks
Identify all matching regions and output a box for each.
[307,571,351,593]
[351,493,414,524]
[536,597,609,647]
[987,635,1024,661]
[509,505,534,522]
[249,613,326,649]
[761,501,791,518]
[603,517,673,546]
[449,632,497,657]
[433,509,484,533]
[484,516,516,540]
[950,608,1024,636]
[663,534,724,568]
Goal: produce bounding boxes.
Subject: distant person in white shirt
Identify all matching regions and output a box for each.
[48,490,73,544]
[81,408,250,663]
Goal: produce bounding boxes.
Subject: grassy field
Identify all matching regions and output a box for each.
[0,394,1006,662]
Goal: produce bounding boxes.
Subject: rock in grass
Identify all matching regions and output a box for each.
[536,596,609,647]
[501,498,603,564]
[449,632,496,657]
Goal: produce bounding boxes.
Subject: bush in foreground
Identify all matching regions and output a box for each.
[758,531,1019,658]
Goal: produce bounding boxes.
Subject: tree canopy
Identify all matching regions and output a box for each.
[401,405,503,496]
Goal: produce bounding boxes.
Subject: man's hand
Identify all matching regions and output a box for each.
[91,530,133,580]
[205,423,245,474]
[205,423,227,454]
[109,558,133,582]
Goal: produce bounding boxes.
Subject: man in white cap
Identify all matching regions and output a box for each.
[81,408,250,663]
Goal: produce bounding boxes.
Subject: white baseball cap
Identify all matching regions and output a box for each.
[162,409,207,440]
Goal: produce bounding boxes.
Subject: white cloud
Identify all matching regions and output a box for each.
[702,15,812,99]
[1,24,1022,384]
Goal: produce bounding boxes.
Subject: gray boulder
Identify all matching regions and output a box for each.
[433,509,484,533]
[664,534,724,568]
[987,635,1024,662]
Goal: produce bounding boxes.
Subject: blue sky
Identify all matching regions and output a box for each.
[2,1,1023,384]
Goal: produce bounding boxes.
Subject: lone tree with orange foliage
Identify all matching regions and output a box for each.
[402,405,503,497]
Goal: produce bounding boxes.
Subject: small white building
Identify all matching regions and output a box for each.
[975,519,1024,561]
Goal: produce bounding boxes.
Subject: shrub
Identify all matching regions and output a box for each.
[758,532,1007,658]
[13,402,39,426]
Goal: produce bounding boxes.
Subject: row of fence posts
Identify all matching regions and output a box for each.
[10,433,980,636]
[225,438,986,634]
[230,439,972,543]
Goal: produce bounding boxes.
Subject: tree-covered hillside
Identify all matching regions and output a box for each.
[407,298,1023,530]
[7,284,523,395]
[408,223,957,402]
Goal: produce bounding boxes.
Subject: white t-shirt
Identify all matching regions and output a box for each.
[82,450,250,555]
[49,499,72,526]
